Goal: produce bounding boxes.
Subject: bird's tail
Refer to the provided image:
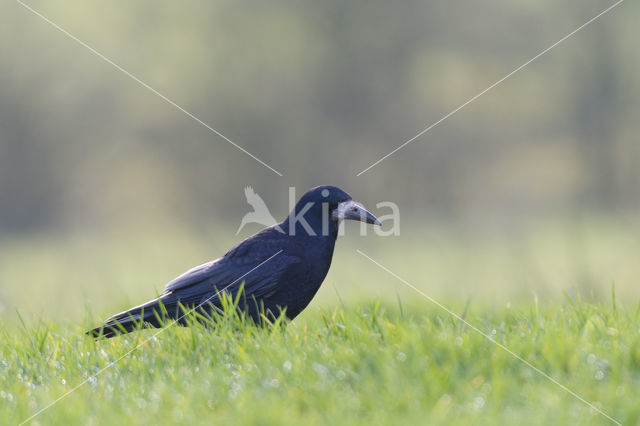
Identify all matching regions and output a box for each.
[87,295,177,339]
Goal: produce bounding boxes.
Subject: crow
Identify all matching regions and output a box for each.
[88,185,380,338]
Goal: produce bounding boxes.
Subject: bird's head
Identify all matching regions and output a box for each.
[285,185,380,236]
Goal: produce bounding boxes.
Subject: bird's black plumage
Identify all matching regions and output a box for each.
[88,185,380,338]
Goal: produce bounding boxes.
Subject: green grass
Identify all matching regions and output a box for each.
[1,222,638,424]
[3,217,640,326]
[2,297,639,425]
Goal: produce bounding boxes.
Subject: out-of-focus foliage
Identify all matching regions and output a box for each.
[1,1,639,321]
[1,0,638,233]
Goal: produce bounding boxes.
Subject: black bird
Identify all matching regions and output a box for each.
[88,185,380,338]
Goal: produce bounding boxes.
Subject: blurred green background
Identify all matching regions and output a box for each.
[1,0,638,323]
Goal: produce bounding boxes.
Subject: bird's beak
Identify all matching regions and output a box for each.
[334,200,381,225]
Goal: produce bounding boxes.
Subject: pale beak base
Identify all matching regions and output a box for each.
[333,200,381,226]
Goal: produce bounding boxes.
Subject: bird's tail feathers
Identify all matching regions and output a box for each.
[87,296,176,339]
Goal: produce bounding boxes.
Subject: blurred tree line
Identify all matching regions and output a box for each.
[0,0,638,235]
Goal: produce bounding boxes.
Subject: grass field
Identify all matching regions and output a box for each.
[1,220,638,425]
[2,296,639,425]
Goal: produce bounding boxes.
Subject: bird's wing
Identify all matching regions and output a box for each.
[163,258,221,293]
[162,238,299,307]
